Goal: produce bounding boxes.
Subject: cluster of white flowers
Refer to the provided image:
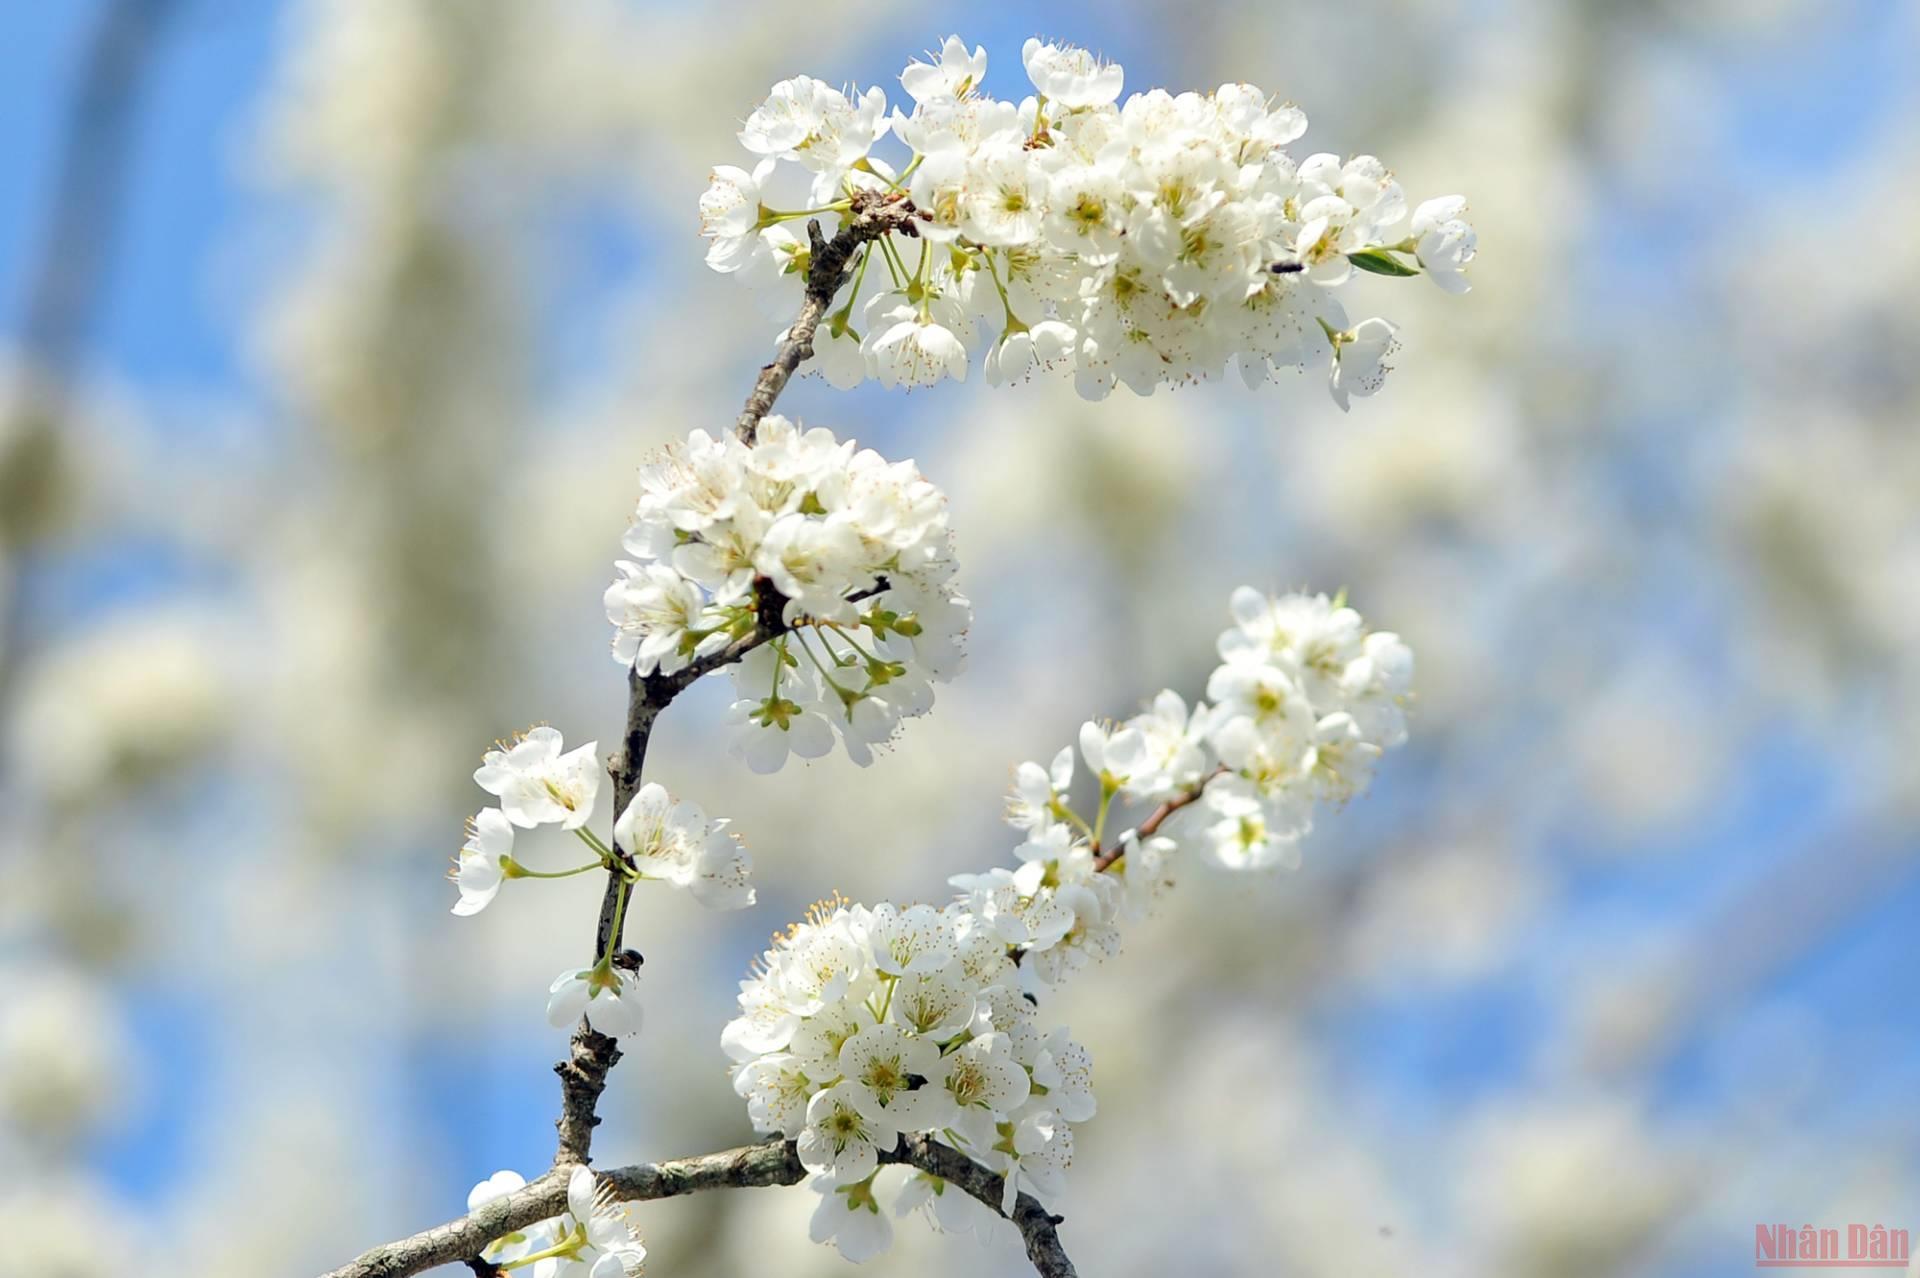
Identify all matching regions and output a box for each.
[604,416,969,773]
[699,36,1476,407]
[468,1166,646,1278]
[722,586,1412,1261]
[724,896,1090,1262]
[451,726,755,1037]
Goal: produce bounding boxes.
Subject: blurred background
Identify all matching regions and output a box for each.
[3,1,1917,1275]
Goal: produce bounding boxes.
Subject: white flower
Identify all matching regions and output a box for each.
[613,782,755,910]
[753,513,864,622]
[1340,629,1414,748]
[799,1080,899,1184]
[992,1110,1074,1212]
[984,319,1076,386]
[1022,38,1124,108]
[839,1023,940,1114]
[723,981,801,1062]
[740,77,890,188]
[474,726,601,830]
[1006,746,1074,832]
[809,1174,894,1262]
[896,1170,996,1236]
[1030,1028,1096,1121]
[700,159,776,273]
[1327,316,1399,412]
[1302,710,1382,802]
[470,1171,556,1266]
[862,297,971,389]
[888,967,977,1039]
[900,35,987,104]
[1118,690,1210,802]
[1199,774,1301,871]
[1041,160,1125,258]
[961,140,1047,246]
[732,1053,813,1136]
[547,964,644,1036]
[861,903,955,976]
[564,1166,648,1278]
[1077,719,1150,789]
[450,808,514,916]
[936,1032,1030,1121]
[1412,195,1476,294]
[603,560,732,674]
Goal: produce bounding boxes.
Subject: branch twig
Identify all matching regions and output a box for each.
[734,190,920,443]
[317,1136,1076,1278]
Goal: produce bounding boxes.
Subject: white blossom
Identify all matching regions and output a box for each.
[547,964,644,1037]
[474,726,601,830]
[901,35,987,104]
[1022,38,1124,109]
[450,808,515,916]
[809,1174,894,1262]
[612,782,755,910]
[700,39,1475,401]
[609,421,970,771]
[1412,195,1477,294]
[1327,316,1400,412]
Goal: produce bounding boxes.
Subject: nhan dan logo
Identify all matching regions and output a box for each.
[1755,1224,1911,1269]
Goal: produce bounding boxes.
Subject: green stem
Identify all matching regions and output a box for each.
[500,1229,584,1271]
[602,881,632,966]
[878,235,909,288]
[573,827,616,861]
[760,201,853,226]
[982,247,1026,333]
[507,859,605,881]
[1091,782,1116,850]
[1054,801,1096,842]
[831,243,875,335]
[823,621,882,665]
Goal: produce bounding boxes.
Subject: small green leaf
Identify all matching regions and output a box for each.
[1348,248,1421,278]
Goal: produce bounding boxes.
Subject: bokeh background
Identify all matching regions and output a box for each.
[3,2,1917,1276]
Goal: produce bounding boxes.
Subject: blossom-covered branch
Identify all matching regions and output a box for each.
[701,35,1476,405]
[320,29,1457,1278]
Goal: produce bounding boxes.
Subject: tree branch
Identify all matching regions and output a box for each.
[886,1134,1079,1278]
[1091,765,1227,872]
[321,192,1068,1278]
[317,1136,1077,1278]
[734,189,920,443]
[552,1027,621,1166]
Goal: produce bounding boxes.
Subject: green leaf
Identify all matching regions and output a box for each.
[1348,248,1421,278]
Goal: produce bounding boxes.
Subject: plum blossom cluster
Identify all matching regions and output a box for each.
[723,896,1090,1262]
[721,586,1412,1262]
[451,726,754,1037]
[468,1166,646,1278]
[698,36,1477,407]
[604,416,969,773]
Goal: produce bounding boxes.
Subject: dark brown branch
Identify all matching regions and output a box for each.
[885,1135,1079,1278]
[553,1028,621,1165]
[317,1137,1077,1278]
[734,190,920,443]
